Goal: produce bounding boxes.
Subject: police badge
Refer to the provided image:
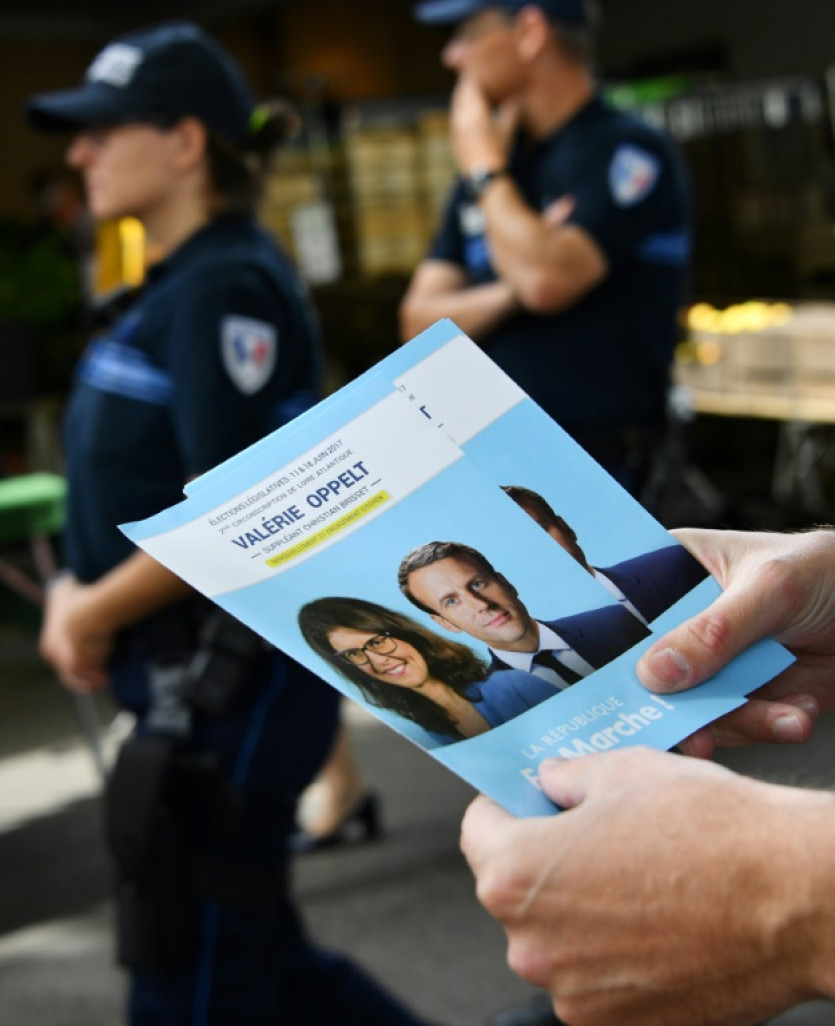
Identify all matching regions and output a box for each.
[221,315,278,394]
[608,144,660,208]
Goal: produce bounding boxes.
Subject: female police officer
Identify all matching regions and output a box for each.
[28,21,431,1026]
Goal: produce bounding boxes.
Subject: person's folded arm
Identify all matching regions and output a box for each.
[398,258,518,343]
[477,177,608,313]
[446,74,608,314]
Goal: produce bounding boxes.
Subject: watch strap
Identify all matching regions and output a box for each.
[464,166,508,199]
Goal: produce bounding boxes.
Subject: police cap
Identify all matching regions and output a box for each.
[26,21,255,145]
[413,0,591,27]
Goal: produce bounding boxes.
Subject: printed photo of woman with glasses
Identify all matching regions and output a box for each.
[298,596,554,746]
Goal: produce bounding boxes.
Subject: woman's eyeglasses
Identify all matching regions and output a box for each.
[337,632,397,666]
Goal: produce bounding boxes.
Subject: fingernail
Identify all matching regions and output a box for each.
[641,647,692,689]
[773,713,806,743]
[783,695,819,719]
[539,757,565,770]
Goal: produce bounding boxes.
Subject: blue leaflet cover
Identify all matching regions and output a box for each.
[123,323,793,817]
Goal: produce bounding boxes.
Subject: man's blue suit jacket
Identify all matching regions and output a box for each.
[598,543,709,624]
[489,603,650,676]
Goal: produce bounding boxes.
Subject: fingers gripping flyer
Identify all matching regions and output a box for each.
[123,320,794,817]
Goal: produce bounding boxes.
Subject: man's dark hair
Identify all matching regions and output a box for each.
[501,485,577,543]
[398,540,498,614]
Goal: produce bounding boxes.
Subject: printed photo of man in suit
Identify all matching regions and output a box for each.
[502,485,709,625]
[397,540,649,691]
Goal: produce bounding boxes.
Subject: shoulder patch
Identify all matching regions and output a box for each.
[220,315,278,394]
[608,144,660,207]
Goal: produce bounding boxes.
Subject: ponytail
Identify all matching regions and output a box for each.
[207,98,301,215]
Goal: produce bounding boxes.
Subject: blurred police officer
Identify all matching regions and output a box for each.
[30,21,434,1026]
[401,0,691,498]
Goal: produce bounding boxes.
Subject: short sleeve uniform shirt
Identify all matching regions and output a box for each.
[429,96,691,435]
[64,214,321,582]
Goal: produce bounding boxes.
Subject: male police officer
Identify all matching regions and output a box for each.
[400,0,691,497]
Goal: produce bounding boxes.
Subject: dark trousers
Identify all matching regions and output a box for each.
[111,649,428,1026]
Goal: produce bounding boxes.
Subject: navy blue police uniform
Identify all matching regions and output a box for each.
[64,213,427,1026]
[429,94,691,491]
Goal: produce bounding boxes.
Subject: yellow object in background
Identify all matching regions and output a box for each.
[686,300,793,336]
[91,217,147,298]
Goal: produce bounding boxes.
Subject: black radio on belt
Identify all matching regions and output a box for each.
[180,609,270,718]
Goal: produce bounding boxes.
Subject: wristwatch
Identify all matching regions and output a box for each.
[464,166,508,200]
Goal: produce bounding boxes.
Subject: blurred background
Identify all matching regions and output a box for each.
[4,1,835,520]
[3,2,835,1023]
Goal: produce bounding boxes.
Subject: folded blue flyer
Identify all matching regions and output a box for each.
[123,320,793,817]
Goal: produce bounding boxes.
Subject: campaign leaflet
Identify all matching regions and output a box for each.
[122,325,794,818]
[188,320,718,632]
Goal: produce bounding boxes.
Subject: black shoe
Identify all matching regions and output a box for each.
[289,791,381,854]
[487,993,566,1026]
